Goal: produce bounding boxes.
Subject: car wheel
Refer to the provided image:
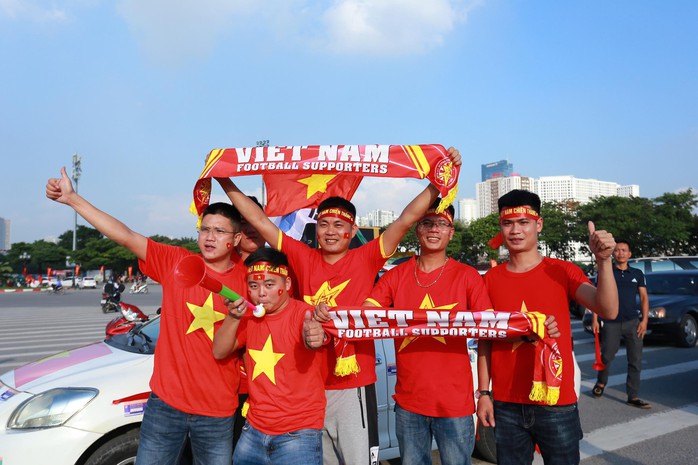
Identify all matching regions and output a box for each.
[677,314,697,348]
[84,428,139,465]
[474,420,497,463]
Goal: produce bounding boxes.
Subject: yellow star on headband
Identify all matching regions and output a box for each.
[249,334,285,384]
[297,174,337,198]
[186,293,227,341]
[398,294,457,351]
[304,279,351,306]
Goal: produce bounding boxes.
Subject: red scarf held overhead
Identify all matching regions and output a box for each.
[191,144,460,218]
[321,307,563,406]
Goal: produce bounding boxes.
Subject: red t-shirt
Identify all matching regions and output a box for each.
[138,239,247,416]
[368,257,492,417]
[483,257,590,406]
[235,299,325,435]
[278,232,389,389]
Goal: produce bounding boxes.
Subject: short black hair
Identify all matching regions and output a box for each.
[498,189,541,215]
[427,198,455,218]
[615,239,631,249]
[203,202,242,232]
[317,196,356,218]
[247,195,263,211]
[244,247,289,268]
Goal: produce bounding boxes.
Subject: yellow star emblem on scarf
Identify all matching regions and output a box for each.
[186,293,226,341]
[398,294,458,351]
[297,174,337,198]
[511,301,543,352]
[249,335,285,384]
[304,279,350,306]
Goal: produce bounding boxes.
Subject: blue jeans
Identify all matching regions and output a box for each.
[233,421,322,465]
[395,404,474,465]
[136,393,234,465]
[493,401,582,465]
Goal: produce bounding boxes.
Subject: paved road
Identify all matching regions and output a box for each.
[1,288,697,464]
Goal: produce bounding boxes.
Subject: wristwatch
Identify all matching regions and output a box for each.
[475,390,492,399]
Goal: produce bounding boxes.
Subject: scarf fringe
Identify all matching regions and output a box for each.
[436,185,458,213]
[334,354,360,376]
[528,381,560,406]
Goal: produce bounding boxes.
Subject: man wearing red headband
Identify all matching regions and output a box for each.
[216,146,461,465]
[46,168,247,465]
[213,248,325,465]
[477,189,618,465]
[364,199,492,465]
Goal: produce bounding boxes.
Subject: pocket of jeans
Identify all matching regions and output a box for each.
[540,403,577,413]
[287,428,321,439]
[241,421,250,432]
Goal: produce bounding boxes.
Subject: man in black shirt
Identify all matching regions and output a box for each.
[591,240,651,408]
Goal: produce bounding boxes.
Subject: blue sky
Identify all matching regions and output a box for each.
[1,0,696,245]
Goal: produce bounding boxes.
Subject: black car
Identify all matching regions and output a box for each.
[582,270,698,347]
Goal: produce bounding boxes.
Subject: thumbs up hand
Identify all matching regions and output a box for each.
[303,310,327,349]
[588,221,616,261]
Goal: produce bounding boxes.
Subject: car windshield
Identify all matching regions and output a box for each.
[646,274,698,296]
[105,316,160,354]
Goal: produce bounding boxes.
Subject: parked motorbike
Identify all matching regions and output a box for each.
[105,301,151,338]
[128,281,149,294]
[101,282,125,313]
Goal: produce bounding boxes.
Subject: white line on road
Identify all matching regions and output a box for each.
[580,360,698,389]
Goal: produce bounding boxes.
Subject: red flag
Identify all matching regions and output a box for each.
[263,173,362,217]
[47,267,52,278]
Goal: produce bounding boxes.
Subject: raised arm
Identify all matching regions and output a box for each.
[46,167,148,260]
[216,177,281,249]
[381,147,462,255]
[212,298,245,358]
[575,221,618,320]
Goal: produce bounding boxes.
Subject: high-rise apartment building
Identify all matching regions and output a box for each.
[0,218,10,252]
[537,176,640,204]
[476,176,536,217]
[481,160,514,181]
[367,209,396,228]
[457,198,478,223]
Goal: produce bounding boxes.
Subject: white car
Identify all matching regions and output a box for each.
[79,277,97,289]
[0,317,498,465]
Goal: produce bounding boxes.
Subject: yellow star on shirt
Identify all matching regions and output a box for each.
[512,301,534,352]
[248,335,285,384]
[186,293,226,341]
[304,279,351,306]
[398,294,458,351]
[297,174,337,198]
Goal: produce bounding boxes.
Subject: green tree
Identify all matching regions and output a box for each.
[540,201,578,260]
[461,214,500,264]
[57,225,104,250]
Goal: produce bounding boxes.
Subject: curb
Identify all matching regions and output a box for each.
[0,288,47,293]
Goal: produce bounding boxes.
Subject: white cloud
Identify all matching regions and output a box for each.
[0,0,67,21]
[318,0,474,55]
[116,0,253,68]
[352,177,424,216]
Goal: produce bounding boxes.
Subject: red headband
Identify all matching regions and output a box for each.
[422,207,454,225]
[487,207,541,249]
[247,262,289,280]
[317,207,355,224]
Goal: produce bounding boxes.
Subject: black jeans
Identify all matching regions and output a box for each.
[597,318,643,398]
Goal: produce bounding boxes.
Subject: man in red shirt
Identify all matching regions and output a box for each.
[476,189,618,465]
[365,201,491,465]
[213,248,325,465]
[46,167,246,465]
[216,146,460,465]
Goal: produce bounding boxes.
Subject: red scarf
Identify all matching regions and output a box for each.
[191,144,459,218]
[321,307,563,405]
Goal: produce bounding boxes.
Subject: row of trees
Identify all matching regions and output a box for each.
[3,190,697,278]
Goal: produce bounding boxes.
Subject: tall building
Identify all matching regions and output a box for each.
[457,198,478,223]
[537,176,640,204]
[481,160,514,182]
[0,217,10,252]
[367,209,396,228]
[476,176,536,217]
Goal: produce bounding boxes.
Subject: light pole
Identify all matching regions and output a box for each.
[255,140,269,206]
[72,154,82,251]
[19,252,30,277]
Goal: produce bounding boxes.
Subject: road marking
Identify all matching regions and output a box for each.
[580,360,698,389]
[579,403,698,460]
[574,345,664,363]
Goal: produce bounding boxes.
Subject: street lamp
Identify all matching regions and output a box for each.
[72,154,82,251]
[19,252,30,277]
[255,140,269,206]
